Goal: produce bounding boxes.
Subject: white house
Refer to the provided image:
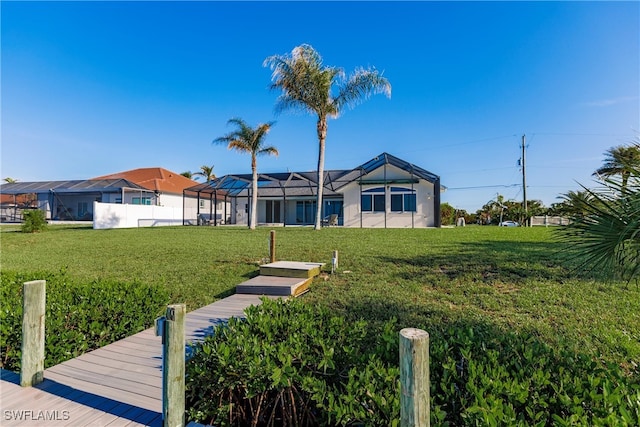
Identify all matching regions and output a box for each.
[188,153,444,228]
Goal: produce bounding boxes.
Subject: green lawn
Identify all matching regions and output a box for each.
[2,224,639,370]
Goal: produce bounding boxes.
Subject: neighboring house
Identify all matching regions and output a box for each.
[0,179,152,221]
[187,153,444,228]
[93,167,227,224]
[92,168,197,208]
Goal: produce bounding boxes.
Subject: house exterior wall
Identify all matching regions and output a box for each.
[339,164,437,228]
[230,196,250,226]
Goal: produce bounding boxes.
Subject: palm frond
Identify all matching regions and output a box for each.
[335,67,392,111]
[557,163,640,283]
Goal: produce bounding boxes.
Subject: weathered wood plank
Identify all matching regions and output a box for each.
[259,261,324,278]
[74,352,162,376]
[59,358,162,385]
[236,276,311,296]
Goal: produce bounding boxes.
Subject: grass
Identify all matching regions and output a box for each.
[2,224,639,370]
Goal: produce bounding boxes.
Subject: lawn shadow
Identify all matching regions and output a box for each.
[377,239,587,284]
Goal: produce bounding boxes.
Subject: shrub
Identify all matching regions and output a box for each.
[0,270,169,371]
[21,209,47,233]
[186,298,400,426]
[186,300,640,426]
[428,325,640,426]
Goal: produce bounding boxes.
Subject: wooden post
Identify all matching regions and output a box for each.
[400,328,430,427]
[21,280,46,387]
[162,304,186,427]
[331,250,338,273]
[269,230,276,263]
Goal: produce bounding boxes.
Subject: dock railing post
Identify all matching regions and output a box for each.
[158,304,186,427]
[21,280,46,387]
[270,230,276,263]
[400,328,430,427]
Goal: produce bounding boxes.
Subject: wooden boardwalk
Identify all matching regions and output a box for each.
[0,294,275,426]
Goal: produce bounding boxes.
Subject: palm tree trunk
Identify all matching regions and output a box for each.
[314,116,327,230]
[251,155,258,230]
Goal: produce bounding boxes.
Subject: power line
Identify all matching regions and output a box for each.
[446,184,519,190]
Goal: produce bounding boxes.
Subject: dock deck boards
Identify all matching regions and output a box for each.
[0,294,276,426]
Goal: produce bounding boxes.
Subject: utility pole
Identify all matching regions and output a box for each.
[521,134,528,227]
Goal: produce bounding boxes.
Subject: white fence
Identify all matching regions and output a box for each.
[93,202,183,230]
[530,216,570,226]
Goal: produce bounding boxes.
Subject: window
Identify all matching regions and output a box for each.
[199,199,205,209]
[390,187,416,212]
[296,200,316,223]
[361,187,385,212]
[132,197,151,205]
[78,202,88,217]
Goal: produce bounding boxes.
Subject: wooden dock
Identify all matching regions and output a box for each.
[0,294,274,426]
[0,261,323,426]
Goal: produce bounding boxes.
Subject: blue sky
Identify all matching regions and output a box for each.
[2,1,638,212]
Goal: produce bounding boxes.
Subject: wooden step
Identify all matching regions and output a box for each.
[236,275,312,297]
[259,261,324,279]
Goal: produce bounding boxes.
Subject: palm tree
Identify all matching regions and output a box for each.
[213,118,278,230]
[557,164,640,285]
[181,171,194,179]
[556,190,595,218]
[593,143,640,190]
[3,177,17,183]
[264,44,391,229]
[193,165,216,182]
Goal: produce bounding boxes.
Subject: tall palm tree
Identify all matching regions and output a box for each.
[593,143,640,190]
[264,44,391,229]
[214,118,278,230]
[193,165,216,182]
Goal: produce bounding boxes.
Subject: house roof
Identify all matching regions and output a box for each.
[93,168,198,195]
[0,179,149,195]
[357,152,441,184]
[187,153,443,197]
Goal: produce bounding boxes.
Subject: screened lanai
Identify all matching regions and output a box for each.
[183,169,360,226]
[0,179,152,222]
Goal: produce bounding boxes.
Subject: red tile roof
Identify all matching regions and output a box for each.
[93,168,198,195]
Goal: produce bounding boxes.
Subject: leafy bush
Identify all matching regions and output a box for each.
[0,270,169,371]
[428,324,640,426]
[21,209,47,233]
[186,300,640,426]
[186,298,400,426]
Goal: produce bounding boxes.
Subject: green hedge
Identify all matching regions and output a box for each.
[0,270,169,371]
[186,299,640,426]
[186,298,400,426]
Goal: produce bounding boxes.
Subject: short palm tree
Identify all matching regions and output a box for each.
[214,118,278,230]
[3,177,17,183]
[193,165,216,182]
[557,190,595,218]
[181,171,194,179]
[264,44,391,229]
[593,143,640,190]
[558,146,640,285]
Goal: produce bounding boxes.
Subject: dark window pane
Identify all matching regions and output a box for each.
[405,194,417,212]
[361,195,372,211]
[374,194,385,212]
[391,194,403,211]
